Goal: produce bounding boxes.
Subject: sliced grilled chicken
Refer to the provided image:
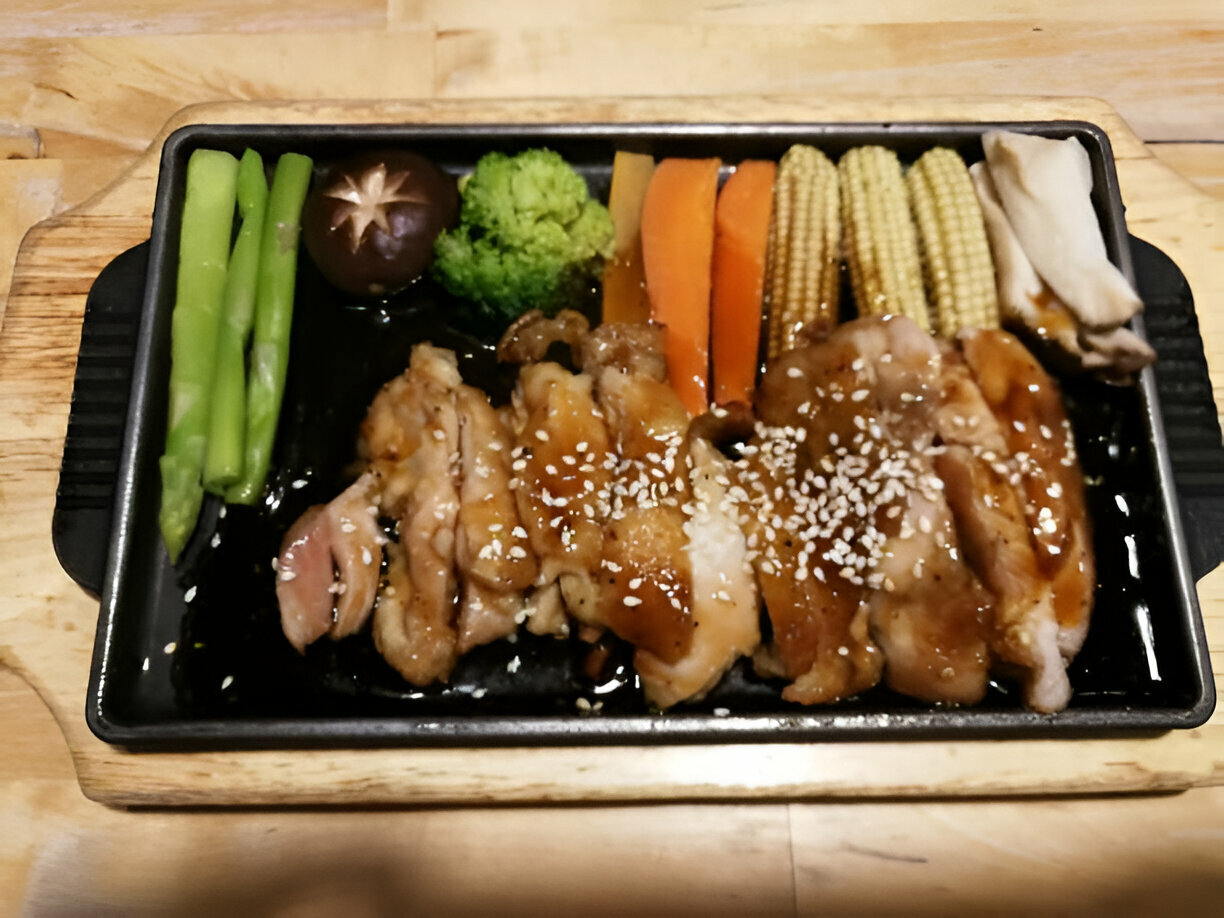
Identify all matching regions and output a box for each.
[635,438,760,708]
[453,384,537,653]
[752,315,992,705]
[508,361,614,632]
[584,366,695,661]
[366,345,463,685]
[960,328,1095,711]
[275,471,383,652]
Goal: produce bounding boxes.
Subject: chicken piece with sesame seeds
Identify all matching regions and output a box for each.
[364,344,463,685]
[584,365,698,670]
[635,437,761,708]
[453,384,539,653]
[867,489,993,705]
[275,471,385,652]
[752,315,993,705]
[936,444,1070,711]
[958,327,1095,712]
[508,361,614,629]
[739,421,886,705]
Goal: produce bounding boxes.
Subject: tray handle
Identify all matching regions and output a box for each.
[52,243,149,597]
[1130,236,1224,581]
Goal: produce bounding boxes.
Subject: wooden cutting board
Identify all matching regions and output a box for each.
[1,96,1221,807]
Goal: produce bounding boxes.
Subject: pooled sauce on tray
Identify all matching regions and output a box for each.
[166,251,1195,723]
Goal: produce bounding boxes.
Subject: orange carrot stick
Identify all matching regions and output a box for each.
[711,160,776,405]
[640,157,721,417]
[602,151,656,324]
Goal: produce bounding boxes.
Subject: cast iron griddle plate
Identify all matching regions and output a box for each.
[80,122,1216,748]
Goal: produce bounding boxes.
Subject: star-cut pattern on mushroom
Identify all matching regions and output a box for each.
[323,164,433,253]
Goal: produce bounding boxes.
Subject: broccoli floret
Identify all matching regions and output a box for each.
[432,149,615,321]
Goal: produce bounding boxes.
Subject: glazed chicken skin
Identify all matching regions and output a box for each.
[636,436,760,708]
[453,384,538,653]
[502,314,760,708]
[363,344,464,686]
[588,324,758,707]
[584,357,696,664]
[506,361,614,636]
[751,315,992,705]
[957,327,1095,712]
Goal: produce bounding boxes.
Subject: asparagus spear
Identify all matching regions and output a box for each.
[159,148,240,562]
[202,149,269,492]
[226,152,314,505]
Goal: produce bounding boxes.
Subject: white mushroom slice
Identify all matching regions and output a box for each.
[981,131,1142,330]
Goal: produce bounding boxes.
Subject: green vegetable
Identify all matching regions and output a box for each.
[203,149,268,493]
[226,151,314,505]
[431,148,615,321]
[159,148,240,562]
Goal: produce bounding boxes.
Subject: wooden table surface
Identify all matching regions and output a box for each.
[2,3,1223,914]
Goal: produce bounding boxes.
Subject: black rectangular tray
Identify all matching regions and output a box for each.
[62,121,1221,749]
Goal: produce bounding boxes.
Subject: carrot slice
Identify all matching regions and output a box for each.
[601,151,656,324]
[711,160,776,405]
[640,157,721,417]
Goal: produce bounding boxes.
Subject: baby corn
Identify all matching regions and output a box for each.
[907,147,999,336]
[839,146,930,330]
[764,144,841,356]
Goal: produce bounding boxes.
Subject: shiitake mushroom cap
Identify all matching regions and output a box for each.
[302,150,460,298]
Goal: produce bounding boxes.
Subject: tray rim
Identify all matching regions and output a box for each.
[85,118,1217,750]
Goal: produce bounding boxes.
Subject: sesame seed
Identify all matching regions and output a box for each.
[623,596,643,607]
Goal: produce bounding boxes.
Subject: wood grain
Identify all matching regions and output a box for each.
[1152,143,1224,199]
[1,96,1222,809]
[395,0,1222,27]
[0,7,1221,162]
[1,0,388,37]
[430,23,1224,143]
[2,666,1220,916]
